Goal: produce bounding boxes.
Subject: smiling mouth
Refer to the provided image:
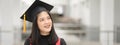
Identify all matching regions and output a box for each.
[44,25,50,28]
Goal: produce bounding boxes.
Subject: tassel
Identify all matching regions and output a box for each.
[23,14,26,33]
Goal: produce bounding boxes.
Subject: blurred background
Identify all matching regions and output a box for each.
[0,0,120,45]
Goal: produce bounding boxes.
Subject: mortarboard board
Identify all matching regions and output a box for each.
[20,0,54,33]
[21,0,54,22]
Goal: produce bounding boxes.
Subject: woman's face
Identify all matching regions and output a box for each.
[37,11,52,35]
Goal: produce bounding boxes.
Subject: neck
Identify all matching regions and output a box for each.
[40,32,50,36]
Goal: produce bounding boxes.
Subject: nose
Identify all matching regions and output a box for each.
[44,19,49,24]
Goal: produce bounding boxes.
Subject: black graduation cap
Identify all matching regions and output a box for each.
[20,0,54,33]
[20,0,54,22]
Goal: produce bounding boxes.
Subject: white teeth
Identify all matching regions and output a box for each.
[44,25,50,28]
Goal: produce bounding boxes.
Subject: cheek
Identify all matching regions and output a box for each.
[37,21,43,29]
[49,20,52,25]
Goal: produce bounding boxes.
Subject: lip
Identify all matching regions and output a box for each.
[44,25,50,28]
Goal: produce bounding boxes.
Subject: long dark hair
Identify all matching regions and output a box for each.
[29,7,58,45]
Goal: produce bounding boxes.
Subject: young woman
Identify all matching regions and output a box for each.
[20,0,66,45]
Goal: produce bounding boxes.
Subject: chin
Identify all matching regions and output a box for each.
[45,28,51,32]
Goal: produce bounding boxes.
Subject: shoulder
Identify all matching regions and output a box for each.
[24,39,30,45]
[60,38,66,45]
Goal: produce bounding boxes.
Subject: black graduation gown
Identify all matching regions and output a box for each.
[24,35,66,45]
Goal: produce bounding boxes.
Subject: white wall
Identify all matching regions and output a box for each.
[86,0,100,41]
[100,0,114,45]
[0,0,22,45]
[41,0,68,6]
[0,11,1,27]
[115,0,120,26]
[114,0,120,42]
[90,0,100,27]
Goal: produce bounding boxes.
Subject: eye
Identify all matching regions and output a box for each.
[39,18,44,22]
[47,16,51,20]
